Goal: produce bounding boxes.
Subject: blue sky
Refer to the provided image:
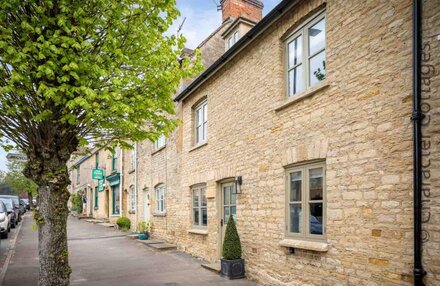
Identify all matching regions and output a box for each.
[175,0,282,48]
[0,0,282,172]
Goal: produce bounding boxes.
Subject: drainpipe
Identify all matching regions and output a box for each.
[411,0,426,285]
[134,142,138,231]
[120,147,123,217]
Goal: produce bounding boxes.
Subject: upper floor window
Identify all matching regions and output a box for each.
[155,184,166,214]
[286,12,326,97]
[111,151,118,171]
[76,166,80,184]
[228,30,240,49]
[154,134,166,150]
[194,100,208,145]
[286,161,325,240]
[192,185,207,228]
[130,149,135,171]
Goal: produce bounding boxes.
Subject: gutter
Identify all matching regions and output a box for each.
[411,0,426,285]
[174,0,299,102]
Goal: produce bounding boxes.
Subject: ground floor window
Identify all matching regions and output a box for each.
[112,185,120,215]
[286,161,325,239]
[130,185,136,212]
[155,184,165,213]
[192,185,207,228]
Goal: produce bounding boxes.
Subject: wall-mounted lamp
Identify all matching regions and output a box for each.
[233,176,242,194]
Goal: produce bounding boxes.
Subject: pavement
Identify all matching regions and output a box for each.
[2,215,258,286]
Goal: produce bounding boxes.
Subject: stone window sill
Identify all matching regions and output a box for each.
[279,238,328,252]
[188,229,208,235]
[153,212,167,217]
[128,210,135,214]
[152,146,166,155]
[94,207,98,210]
[111,214,121,217]
[275,82,330,112]
[189,142,208,153]
[128,169,135,174]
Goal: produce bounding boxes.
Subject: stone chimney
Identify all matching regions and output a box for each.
[221,0,264,23]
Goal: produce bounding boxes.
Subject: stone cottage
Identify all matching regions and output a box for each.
[68,0,439,285]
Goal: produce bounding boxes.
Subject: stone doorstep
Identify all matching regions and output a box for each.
[137,239,165,245]
[77,215,93,220]
[85,219,107,224]
[201,262,221,274]
[97,223,116,228]
[148,243,177,251]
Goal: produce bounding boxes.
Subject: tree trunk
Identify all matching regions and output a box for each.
[24,144,76,286]
[28,192,33,209]
[37,181,71,286]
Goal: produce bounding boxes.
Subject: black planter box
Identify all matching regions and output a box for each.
[220,258,245,279]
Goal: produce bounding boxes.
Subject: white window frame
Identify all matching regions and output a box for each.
[194,100,208,145]
[154,134,166,150]
[129,185,136,212]
[155,184,166,214]
[285,11,326,97]
[227,30,240,49]
[285,161,326,241]
[192,185,207,228]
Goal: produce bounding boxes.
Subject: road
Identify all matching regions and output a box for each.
[2,215,257,286]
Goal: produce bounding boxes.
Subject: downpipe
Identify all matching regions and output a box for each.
[411,0,426,285]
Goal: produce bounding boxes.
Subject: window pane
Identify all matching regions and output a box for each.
[288,35,302,68]
[234,31,239,43]
[197,126,202,143]
[224,207,230,222]
[289,65,303,96]
[224,186,230,205]
[197,108,203,125]
[231,189,236,206]
[193,190,199,207]
[202,208,207,226]
[289,204,302,233]
[231,206,236,222]
[309,50,326,86]
[309,168,323,200]
[193,208,199,225]
[309,18,326,55]
[309,203,323,235]
[290,171,302,201]
[201,189,207,207]
[203,122,207,141]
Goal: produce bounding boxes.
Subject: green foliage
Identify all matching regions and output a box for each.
[4,160,38,196]
[137,220,147,233]
[222,214,242,260]
[116,216,131,230]
[0,0,203,154]
[69,193,82,213]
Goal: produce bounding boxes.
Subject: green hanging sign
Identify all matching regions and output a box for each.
[92,169,104,180]
[98,179,104,192]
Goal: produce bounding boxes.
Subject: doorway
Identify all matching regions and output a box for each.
[143,188,150,222]
[219,182,236,255]
[105,189,109,219]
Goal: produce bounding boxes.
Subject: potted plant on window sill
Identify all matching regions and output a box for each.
[220,214,245,279]
[137,220,153,240]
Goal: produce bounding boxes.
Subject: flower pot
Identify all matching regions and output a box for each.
[220,258,245,279]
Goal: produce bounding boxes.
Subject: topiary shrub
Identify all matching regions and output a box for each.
[116,216,131,231]
[222,214,242,260]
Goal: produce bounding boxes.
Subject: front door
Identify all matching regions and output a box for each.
[143,189,150,222]
[220,182,236,253]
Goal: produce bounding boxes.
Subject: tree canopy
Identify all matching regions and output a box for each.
[0,0,202,154]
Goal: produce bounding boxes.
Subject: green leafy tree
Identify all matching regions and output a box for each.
[5,160,38,208]
[0,1,202,285]
[222,214,242,260]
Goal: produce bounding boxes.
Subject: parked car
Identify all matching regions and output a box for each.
[0,202,10,238]
[0,195,23,221]
[19,199,27,213]
[0,198,18,228]
[21,199,31,210]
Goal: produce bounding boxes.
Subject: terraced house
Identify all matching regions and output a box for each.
[69,0,439,285]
